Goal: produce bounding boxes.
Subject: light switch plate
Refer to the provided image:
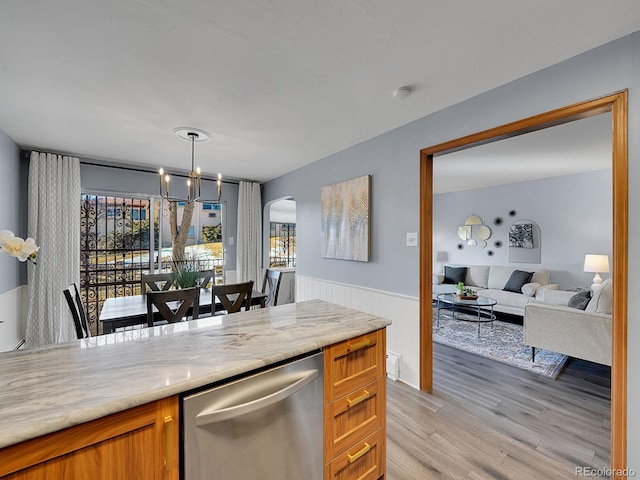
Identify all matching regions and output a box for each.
[229,237,234,245]
[406,232,419,247]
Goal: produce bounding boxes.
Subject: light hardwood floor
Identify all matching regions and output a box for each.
[386,343,611,479]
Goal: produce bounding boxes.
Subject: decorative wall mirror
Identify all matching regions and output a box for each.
[457,225,471,241]
[457,214,491,247]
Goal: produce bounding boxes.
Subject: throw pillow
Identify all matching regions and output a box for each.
[586,279,613,314]
[503,270,534,293]
[443,266,467,284]
[521,282,540,297]
[568,290,591,310]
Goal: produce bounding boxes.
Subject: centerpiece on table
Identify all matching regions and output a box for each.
[174,262,199,289]
[454,282,478,300]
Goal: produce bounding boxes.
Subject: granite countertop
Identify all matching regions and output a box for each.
[0,299,391,449]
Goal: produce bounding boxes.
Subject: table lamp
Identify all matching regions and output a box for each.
[584,254,610,291]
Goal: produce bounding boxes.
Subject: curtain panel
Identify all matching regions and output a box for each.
[26,151,80,347]
[236,181,262,285]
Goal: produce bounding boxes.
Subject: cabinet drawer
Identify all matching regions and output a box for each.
[325,380,383,462]
[324,330,385,403]
[324,428,385,480]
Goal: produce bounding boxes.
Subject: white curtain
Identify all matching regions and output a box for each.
[26,151,80,347]
[236,181,262,285]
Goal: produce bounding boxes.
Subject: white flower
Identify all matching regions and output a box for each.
[0,229,15,246]
[0,230,39,264]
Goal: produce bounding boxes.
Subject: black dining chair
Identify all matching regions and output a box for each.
[63,283,91,339]
[261,269,283,307]
[141,272,176,292]
[146,287,200,327]
[196,269,215,289]
[212,281,253,315]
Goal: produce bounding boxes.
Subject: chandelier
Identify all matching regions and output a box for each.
[158,128,222,203]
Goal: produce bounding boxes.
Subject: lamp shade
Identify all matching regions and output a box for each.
[584,254,610,273]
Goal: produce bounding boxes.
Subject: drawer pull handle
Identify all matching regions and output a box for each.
[164,415,174,471]
[346,390,370,408]
[347,338,370,352]
[347,442,371,464]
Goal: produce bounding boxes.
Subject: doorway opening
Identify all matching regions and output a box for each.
[264,197,297,268]
[419,92,628,470]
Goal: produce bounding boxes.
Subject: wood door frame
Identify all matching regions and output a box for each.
[419,91,628,474]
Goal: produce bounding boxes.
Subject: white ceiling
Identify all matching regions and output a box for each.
[1,1,639,183]
[433,113,613,194]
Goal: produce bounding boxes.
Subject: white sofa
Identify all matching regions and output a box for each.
[433,265,558,316]
[523,279,612,366]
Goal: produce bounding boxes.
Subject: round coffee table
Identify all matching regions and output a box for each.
[435,293,497,337]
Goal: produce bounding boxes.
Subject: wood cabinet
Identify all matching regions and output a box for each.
[0,396,179,480]
[0,327,387,480]
[324,329,386,480]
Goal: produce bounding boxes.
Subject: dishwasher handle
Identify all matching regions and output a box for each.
[195,369,319,426]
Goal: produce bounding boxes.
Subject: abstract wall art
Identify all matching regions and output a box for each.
[509,223,534,248]
[321,175,370,262]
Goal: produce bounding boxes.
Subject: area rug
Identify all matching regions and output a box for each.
[432,309,568,379]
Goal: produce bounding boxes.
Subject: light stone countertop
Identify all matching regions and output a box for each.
[0,299,391,449]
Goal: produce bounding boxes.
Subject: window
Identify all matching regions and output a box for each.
[269,223,296,268]
[80,195,155,334]
[159,200,224,278]
[80,196,226,335]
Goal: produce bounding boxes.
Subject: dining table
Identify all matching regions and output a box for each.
[99,288,267,334]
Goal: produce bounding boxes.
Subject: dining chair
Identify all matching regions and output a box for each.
[197,269,215,289]
[63,283,91,339]
[261,269,283,307]
[146,287,200,327]
[212,281,254,315]
[141,272,176,292]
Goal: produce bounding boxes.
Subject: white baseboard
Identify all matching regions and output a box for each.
[296,275,420,388]
[0,285,27,352]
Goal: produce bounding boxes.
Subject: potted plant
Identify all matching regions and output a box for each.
[456,282,465,296]
[175,263,199,289]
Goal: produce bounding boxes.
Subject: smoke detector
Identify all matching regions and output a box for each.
[393,86,413,99]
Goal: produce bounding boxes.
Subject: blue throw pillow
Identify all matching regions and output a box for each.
[444,266,467,285]
[503,270,533,293]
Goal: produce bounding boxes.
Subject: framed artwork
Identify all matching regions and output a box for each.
[321,175,370,261]
[509,223,534,248]
[509,220,541,263]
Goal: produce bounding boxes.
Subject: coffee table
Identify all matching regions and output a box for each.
[435,293,497,337]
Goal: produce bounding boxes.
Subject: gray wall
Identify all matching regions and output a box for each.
[433,170,612,289]
[263,31,640,467]
[263,131,421,296]
[0,129,24,294]
[79,162,239,271]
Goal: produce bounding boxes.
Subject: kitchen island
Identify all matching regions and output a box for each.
[0,299,391,479]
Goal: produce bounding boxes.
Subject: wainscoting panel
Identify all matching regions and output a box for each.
[0,286,27,352]
[297,275,420,388]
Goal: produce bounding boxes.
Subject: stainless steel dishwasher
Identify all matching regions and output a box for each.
[182,351,324,480]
